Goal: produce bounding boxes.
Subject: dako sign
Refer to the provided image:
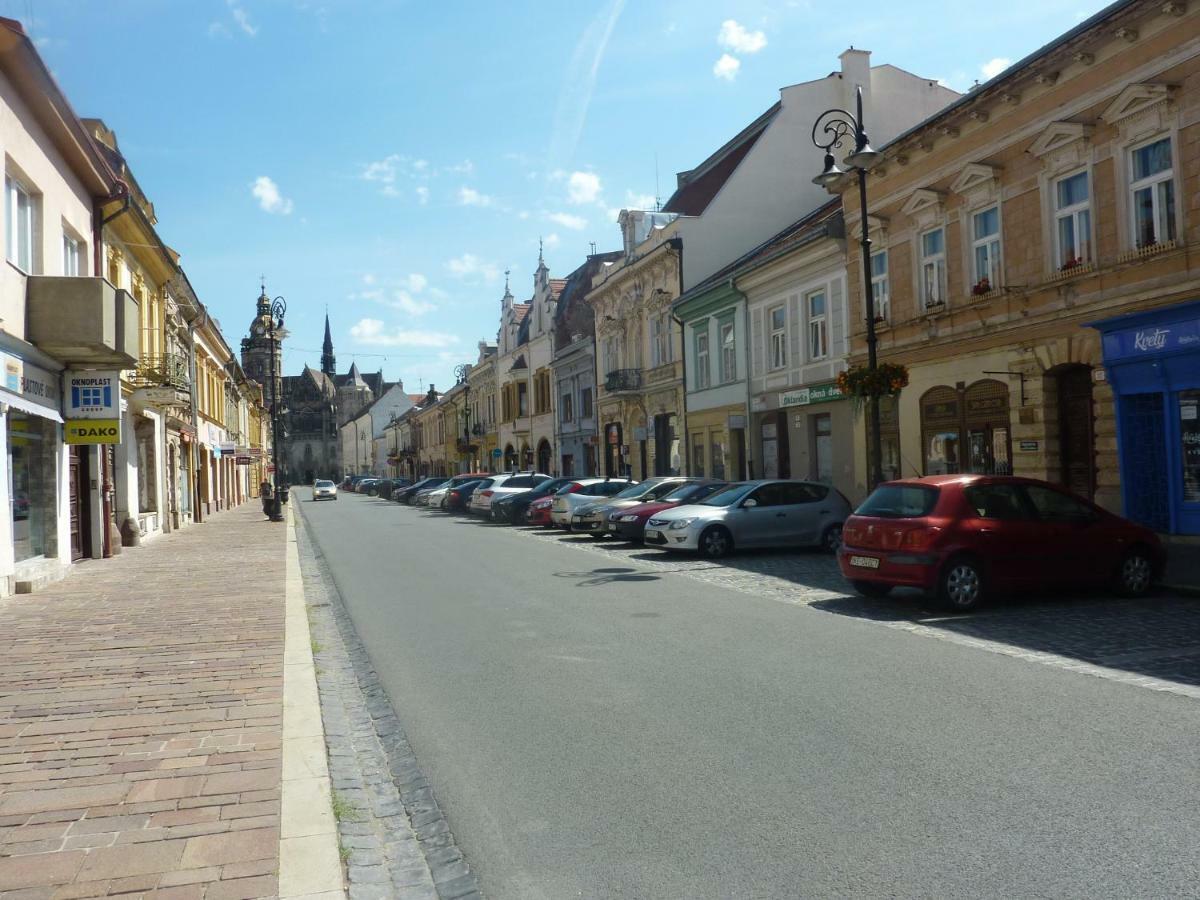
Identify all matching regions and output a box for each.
[64,370,122,445]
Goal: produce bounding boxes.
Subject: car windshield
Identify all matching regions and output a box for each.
[700,483,753,507]
[667,481,725,503]
[614,481,651,499]
[314,480,333,488]
[504,475,546,489]
[856,484,940,518]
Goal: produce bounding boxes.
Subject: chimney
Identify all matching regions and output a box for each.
[839,47,872,111]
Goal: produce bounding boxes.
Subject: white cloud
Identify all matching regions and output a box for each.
[457,186,493,207]
[413,159,429,172]
[415,186,429,205]
[445,253,501,283]
[362,154,404,185]
[251,176,293,215]
[389,291,436,316]
[362,273,377,286]
[543,233,561,249]
[713,54,741,81]
[404,273,428,293]
[349,318,457,348]
[718,20,766,54]
[442,160,474,175]
[567,171,602,204]
[626,190,657,210]
[207,21,230,38]
[981,57,1011,79]
[227,0,258,36]
[547,211,587,230]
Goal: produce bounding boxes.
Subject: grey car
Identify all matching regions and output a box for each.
[641,480,851,558]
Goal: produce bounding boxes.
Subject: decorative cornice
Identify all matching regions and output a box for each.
[900,188,945,217]
[1029,120,1093,157]
[1099,82,1175,124]
[949,162,1001,197]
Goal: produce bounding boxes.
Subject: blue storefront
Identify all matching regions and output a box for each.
[1091,300,1200,535]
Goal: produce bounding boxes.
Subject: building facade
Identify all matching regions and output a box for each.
[834,0,1200,531]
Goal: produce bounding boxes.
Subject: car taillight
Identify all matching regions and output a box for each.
[482,490,493,497]
[900,526,942,550]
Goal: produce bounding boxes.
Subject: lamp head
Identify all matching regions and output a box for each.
[812,152,845,187]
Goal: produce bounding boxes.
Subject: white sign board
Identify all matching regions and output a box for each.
[65,371,120,419]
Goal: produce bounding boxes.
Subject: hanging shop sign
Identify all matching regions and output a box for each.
[220,441,237,455]
[65,419,121,444]
[65,371,120,419]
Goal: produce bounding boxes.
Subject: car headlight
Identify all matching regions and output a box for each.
[619,514,638,522]
[668,518,697,530]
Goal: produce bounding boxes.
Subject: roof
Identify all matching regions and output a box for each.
[548,278,568,299]
[675,199,843,307]
[878,0,1137,159]
[662,102,780,216]
[408,394,426,406]
[512,303,530,324]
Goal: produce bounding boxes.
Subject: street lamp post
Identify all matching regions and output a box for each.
[811,85,884,489]
[455,364,472,472]
[253,296,287,521]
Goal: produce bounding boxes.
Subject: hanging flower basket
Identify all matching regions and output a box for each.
[836,362,909,412]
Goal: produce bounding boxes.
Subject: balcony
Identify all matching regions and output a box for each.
[130,352,191,398]
[26,276,139,367]
[604,368,643,394]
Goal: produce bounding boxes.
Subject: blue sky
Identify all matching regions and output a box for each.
[18,0,1102,391]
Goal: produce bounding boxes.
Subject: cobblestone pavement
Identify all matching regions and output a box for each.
[0,504,286,899]
[472,515,1200,697]
[296,507,478,900]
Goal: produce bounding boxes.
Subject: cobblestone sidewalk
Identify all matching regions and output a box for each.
[0,505,287,899]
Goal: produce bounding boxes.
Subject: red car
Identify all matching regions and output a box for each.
[838,475,1164,611]
[527,495,554,526]
[610,480,728,542]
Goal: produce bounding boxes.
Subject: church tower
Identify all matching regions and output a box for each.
[320,313,336,378]
[240,282,285,404]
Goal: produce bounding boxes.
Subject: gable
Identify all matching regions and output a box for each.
[1029,121,1092,157]
[1100,83,1175,125]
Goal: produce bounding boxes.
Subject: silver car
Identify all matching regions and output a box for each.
[642,480,850,558]
[570,477,693,536]
[312,479,337,501]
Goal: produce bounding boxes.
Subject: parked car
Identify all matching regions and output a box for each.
[611,480,728,542]
[396,478,448,505]
[491,477,577,524]
[569,477,694,537]
[467,475,514,517]
[527,495,555,526]
[445,479,484,511]
[838,475,1165,611]
[426,473,491,509]
[312,479,338,501]
[474,473,552,519]
[359,478,383,496]
[643,480,850,559]
[376,477,412,500]
[550,477,636,527]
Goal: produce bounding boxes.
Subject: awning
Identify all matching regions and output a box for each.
[0,389,63,423]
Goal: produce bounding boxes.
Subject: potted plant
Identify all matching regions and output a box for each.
[836,362,910,411]
[1060,255,1082,272]
[972,276,992,296]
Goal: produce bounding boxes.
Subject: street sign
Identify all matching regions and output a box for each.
[65,419,121,444]
[491,448,502,458]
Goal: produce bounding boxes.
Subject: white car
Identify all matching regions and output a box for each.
[423,485,452,507]
[473,473,551,518]
[468,475,513,516]
[550,478,635,527]
[312,479,337,501]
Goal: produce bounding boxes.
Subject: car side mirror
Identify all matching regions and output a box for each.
[742,498,758,509]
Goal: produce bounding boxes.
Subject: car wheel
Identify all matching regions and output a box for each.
[938,556,985,611]
[821,524,842,554]
[850,580,891,599]
[1115,548,1154,597]
[698,526,732,559]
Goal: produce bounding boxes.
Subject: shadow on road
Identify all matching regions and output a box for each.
[811,589,1200,688]
[553,567,661,587]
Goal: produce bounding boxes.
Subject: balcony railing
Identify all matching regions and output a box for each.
[130,353,191,392]
[604,368,643,393]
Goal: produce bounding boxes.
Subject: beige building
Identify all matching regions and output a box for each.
[833,0,1200,534]
[588,212,684,479]
[467,342,498,472]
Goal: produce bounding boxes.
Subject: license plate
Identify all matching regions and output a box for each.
[645,530,666,545]
[849,555,880,569]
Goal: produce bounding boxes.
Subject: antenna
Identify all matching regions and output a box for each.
[589,241,597,256]
[654,152,662,211]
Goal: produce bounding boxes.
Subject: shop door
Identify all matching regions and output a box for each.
[1119,393,1169,531]
[1058,366,1095,499]
[68,446,89,561]
[775,410,791,479]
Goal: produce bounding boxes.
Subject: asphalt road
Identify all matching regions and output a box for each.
[297,490,1200,899]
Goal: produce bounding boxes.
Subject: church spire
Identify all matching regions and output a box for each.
[321,311,336,378]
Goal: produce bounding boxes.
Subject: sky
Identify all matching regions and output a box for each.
[15,0,1106,391]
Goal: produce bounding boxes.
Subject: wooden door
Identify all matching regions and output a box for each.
[1058,366,1095,499]
[68,447,86,561]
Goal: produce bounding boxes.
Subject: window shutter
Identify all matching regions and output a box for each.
[830,278,845,358]
[751,308,764,377]
[789,293,803,369]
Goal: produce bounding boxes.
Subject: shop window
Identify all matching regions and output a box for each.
[920,380,1012,476]
[1130,137,1176,249]
[1181,390,1200,504]
[1054,170,1091,270]
[812,413,833,484]
[971,206,1001,293]
[869,250,889,323]
[710,435,726,480]
[9,412,57,562]
[692,434,705,477]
